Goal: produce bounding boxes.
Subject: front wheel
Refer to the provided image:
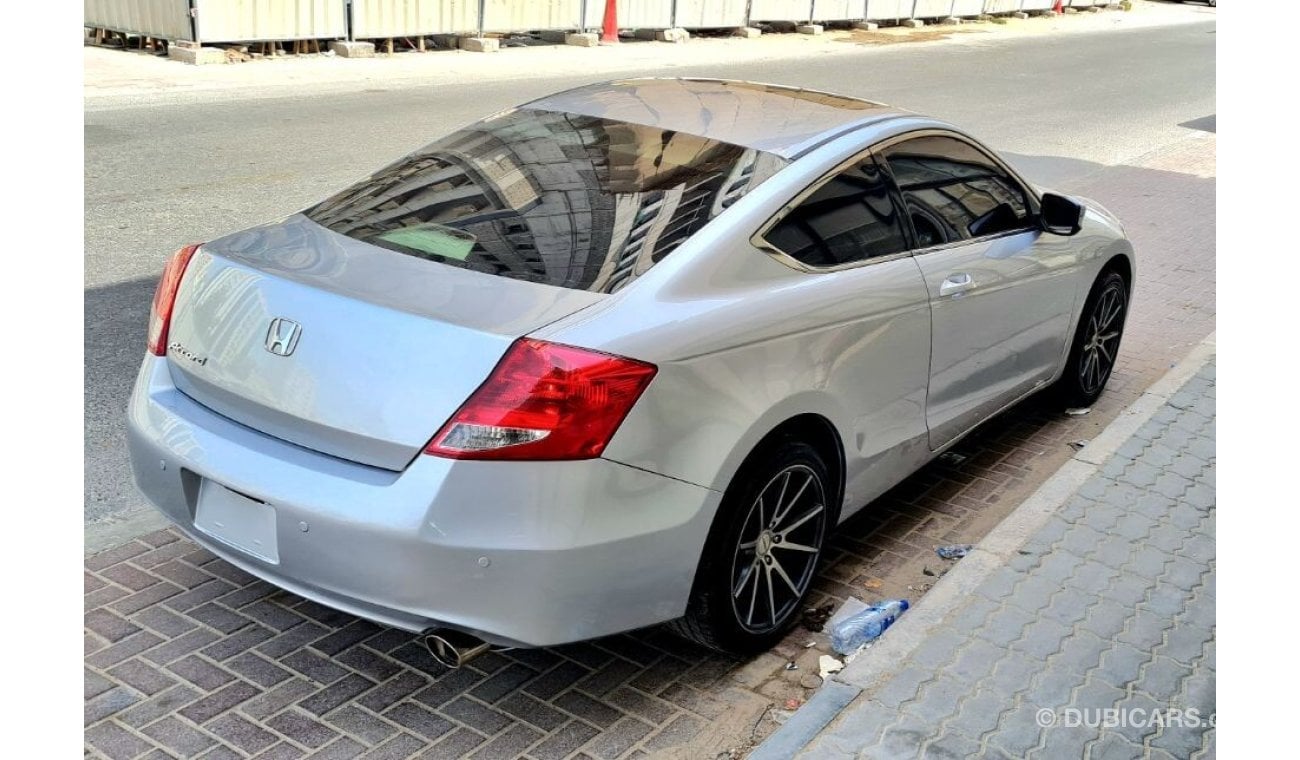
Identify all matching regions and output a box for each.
[670,441,831,655]
[1055,270,1129,408]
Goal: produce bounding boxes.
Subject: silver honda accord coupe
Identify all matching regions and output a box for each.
[127,78,1133,661]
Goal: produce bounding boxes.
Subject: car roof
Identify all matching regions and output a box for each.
[522,78,911,159]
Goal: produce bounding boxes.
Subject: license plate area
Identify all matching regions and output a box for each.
[194,479,279,564]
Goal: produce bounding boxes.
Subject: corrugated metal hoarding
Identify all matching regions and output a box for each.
[1020,0,1056,9]
[673,0,748,27]
[193,0,346,43]
[482,0,583,32]
[582,0,674,28]
[951,0,985,15]
[811,0,863,21]
[911,0,953,18]
[84,0,195,41]
[747,0,813,22]
[983,0,1023,13]
[351,0,480,38]
[865,0,910,20]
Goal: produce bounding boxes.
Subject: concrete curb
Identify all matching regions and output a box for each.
[748,331,1217,759]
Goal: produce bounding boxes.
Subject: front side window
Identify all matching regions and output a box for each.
[304,108,789,293]
[763,155,909,268]
[881,135,1031,248]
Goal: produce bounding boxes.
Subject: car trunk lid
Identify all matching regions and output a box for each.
[164,215,603,470]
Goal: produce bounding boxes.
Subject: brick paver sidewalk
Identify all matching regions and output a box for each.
[788,360,1216,759]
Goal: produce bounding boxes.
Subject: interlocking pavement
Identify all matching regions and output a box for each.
[793,360,1215,759]
[85,135,1215,759]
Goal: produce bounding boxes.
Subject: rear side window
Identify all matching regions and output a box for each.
[763,155,909,268]
[304,108,788,293]
[881,135,1030,248]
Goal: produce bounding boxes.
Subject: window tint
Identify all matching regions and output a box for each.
[304,108,789,293]
[881,135,1030,248]
[763,155,909,268]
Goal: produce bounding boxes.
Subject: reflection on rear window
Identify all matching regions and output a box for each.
[305,108,789,293]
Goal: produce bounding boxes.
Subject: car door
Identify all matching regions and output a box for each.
[878,132,1078,451]
[756,152,934,513]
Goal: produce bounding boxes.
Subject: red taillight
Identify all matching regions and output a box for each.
[147,244,201,356]
[425,338,658,461]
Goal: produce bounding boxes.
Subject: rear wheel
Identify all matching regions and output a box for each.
[670,441,831,655]
[1055,269,1129,408]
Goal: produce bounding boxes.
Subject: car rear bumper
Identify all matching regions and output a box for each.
[126,355,721,647]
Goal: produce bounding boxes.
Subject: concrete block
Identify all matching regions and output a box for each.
[852,21,879,31]
[733,26,762,38]
[796,24,824,35]
[167,44,225,65]
[940,17,962,25]
[1086,5,1102,11]
[1064,7,1080,13]
[460,36,499,53]
[1012,11,1030,19]
[329,40,374,58]
[901,18,925,28]
[635,27,689,42]
[564,32,599,47]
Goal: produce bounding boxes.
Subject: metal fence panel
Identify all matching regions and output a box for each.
[865,0,909,20]
[1020,0,1054,9]
[483,0,582,32]
[583,0,674,28]
[84,0,195,40]
[1070,0,1099,7]
[747,0,812,21]
[951,0,984,15]
[351,0,479,37]
[673,0,748,27]
[194,0,346,42]
[911,0,953,18]
[811,0,863,20]
[982,0,1022,12]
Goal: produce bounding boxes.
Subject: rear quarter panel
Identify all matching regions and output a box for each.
[536,126,937,519]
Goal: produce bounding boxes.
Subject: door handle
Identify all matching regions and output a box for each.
[939,273,975,297]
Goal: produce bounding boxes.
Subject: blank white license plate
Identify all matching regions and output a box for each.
[194,480,279,564]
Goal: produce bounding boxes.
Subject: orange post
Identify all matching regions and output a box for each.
[601,0,619,43]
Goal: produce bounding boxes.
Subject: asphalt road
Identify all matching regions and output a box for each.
[84,18,1216,549]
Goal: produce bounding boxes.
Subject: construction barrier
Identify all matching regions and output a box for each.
[84,0,194,41]
[85,0,1101,46]
[350,0,479,38]
[193,0,346,43]
[674,0,748,27]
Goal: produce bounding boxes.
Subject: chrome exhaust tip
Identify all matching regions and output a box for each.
[423,629,491,669]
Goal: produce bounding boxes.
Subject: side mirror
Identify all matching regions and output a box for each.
[1039,193,1086,236]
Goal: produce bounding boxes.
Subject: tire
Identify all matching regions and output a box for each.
[1055,269,1129,408]
[669,440,832,656]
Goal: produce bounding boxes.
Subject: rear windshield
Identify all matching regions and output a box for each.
[304,108,788,293]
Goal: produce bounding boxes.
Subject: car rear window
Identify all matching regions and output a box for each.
[304,108,789,293]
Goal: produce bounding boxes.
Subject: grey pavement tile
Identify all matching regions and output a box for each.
[470,723,545,759]
[422,727,488,758]
[1086,731,1144,760]
[324,703,399,746]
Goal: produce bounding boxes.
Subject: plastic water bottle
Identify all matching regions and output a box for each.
[831,600,910,655]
